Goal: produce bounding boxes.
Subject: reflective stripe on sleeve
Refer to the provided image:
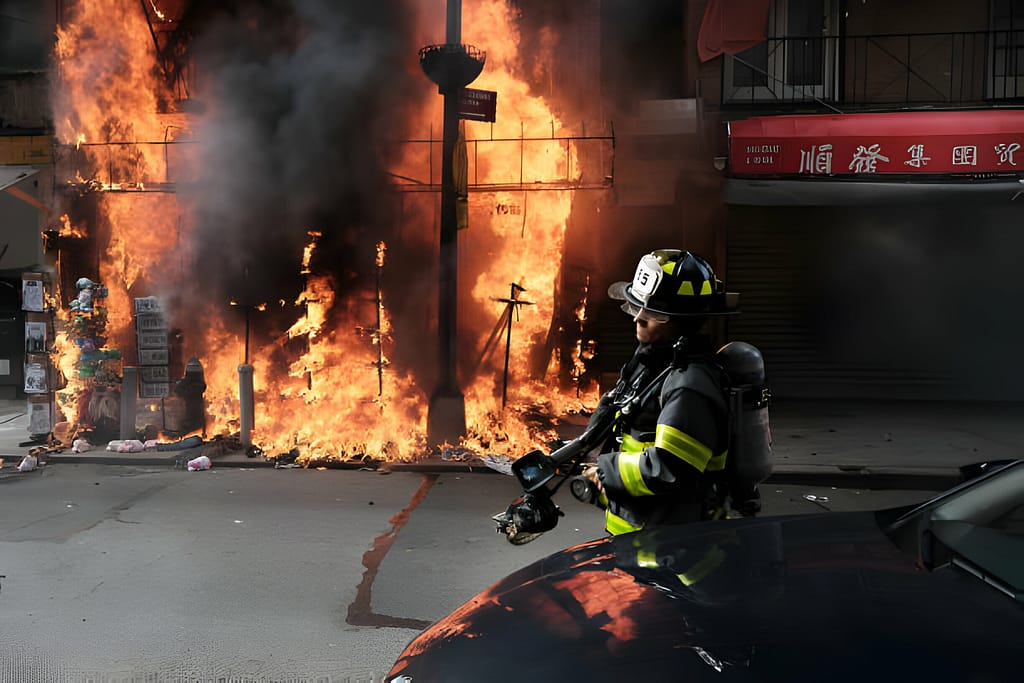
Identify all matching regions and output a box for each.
[637,549,658,568]
[620,433,650,453]
[617,452,654,497]
[677,545,726,586]
[605,510,643,536]
[655,423,713,471]
[706,449,728,472]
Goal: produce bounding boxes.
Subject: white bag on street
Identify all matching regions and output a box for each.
[187,455,212,471]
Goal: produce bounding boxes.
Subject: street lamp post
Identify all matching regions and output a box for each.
[419,0,485,446]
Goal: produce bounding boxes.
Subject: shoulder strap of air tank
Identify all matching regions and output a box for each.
[660,351,728,413]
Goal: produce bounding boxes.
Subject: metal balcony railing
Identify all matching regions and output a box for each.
[721,30,1024,111]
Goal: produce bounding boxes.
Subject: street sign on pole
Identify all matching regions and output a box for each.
[458,88,497,122]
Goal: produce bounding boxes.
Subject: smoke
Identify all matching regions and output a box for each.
[597,0,688,107]
[182,0,423,321]
[0,1,51,74]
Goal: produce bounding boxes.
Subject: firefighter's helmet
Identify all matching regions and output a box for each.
[608,249,738,321]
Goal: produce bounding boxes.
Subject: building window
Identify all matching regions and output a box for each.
[723,0,840,104]
[990,0,1024,98]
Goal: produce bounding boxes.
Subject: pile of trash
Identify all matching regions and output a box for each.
[88,435,205,453]
[0,454,42,473]
[16,454,39,472]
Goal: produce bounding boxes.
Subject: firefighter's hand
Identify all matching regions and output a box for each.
[582,465,604,493]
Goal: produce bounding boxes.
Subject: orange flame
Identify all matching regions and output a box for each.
[51,0,599,459]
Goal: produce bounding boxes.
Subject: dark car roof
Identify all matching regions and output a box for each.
[390,509,1024,682]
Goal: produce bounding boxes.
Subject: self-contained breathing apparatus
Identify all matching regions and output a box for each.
[493,338,773,545]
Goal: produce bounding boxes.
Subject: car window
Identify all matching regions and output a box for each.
[925,462,1024,599]
[931,462,1024,529]
[988,502,1024,535]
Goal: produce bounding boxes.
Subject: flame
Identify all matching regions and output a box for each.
[148,1,166,22]
[56,214,87,238]
[50,0,599,460]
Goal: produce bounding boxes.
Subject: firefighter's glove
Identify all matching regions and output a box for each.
[576,465,608,510]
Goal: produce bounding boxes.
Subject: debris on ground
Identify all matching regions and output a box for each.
[28,440,67,460]
[186,455,212,471]
[200,435,235,460]
[17,454,38,472]
[72,439,92,453]
[106,439,145,453]
[270,448,301,468]
[155,435,204,451]
[441,446,475,462]
[479,453,514,475]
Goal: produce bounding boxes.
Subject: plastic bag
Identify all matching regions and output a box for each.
[187,455,212,471]
[18,454,38,472]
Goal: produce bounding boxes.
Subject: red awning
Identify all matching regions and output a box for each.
[697,0,771,63]
[728,110,1024,176]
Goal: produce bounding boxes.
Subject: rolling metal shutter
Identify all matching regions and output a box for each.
[725,207,960,400]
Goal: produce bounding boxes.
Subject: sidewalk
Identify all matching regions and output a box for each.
[2,397,1021,488]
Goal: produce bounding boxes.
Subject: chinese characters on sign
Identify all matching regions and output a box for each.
[848,144,890,173]
[792,141,1021,175]
[905,144,930,168]
[995,142,1020,165]
[799,144,833,174]
[729,119,1024,176]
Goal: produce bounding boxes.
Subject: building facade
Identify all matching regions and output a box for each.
[692,0,1024,401]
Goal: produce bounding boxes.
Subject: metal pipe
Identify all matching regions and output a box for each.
[502,286,515,408]
[376,245,384,396]
[446,0,461,43]
[244,307,250,365]
[497,283,531,408]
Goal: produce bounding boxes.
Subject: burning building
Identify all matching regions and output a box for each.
[39,0,634,462]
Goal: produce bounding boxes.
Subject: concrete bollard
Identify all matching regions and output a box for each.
[120,366,138,440]
[238,364,254,447]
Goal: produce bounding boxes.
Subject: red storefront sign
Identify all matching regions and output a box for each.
[458,88,497,122]
[728,110,1024,176]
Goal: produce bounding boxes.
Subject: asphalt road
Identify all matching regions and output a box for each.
[0,465,938,682]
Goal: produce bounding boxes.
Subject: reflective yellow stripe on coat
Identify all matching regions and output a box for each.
[655,423,713,472]
[706,450,727,472]
[616,452,654,496]
[605,510,642,536]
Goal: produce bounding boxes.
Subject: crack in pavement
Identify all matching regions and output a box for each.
[347,473,436,629]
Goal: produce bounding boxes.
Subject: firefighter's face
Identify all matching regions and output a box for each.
[635,317,679,344]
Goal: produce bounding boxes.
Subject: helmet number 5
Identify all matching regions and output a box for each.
[632,255,663,301]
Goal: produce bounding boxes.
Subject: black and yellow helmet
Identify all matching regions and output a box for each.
[608,249,737,321]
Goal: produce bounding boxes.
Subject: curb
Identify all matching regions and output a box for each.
[1,451,964,491]
[763,466,959,491]
[0,467,45,483]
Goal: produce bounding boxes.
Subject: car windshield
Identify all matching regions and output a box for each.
[893,461,1024,598]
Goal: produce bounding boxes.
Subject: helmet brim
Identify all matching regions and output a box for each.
[608,281,741,318]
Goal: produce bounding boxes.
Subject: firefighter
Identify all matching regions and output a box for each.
[583,249,739,536]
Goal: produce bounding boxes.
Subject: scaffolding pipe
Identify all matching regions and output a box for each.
[497,283,532,408]
[375,241,386,396]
